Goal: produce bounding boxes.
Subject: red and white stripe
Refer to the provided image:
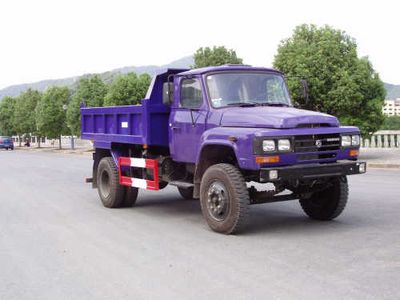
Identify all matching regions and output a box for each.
[118,157,159,190]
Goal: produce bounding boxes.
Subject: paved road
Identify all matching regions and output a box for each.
[0,151,399,300]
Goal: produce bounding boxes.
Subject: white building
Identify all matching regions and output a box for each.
[382,99,400,116]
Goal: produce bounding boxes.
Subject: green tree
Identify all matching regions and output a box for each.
[36,86,70,149]
[381,115,400,130]
[67,75,108,136]
[14,89,42,145]
[193,46,243,68]
[0,96,16,136]
[104,73,151,106]
[273,24,386,136]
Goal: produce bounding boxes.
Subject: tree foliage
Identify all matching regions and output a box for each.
[104,73,151,106]
[14,89,41,136]
[273,24,386,136]
[193,46,243,68]
[381,115,400,130]
[67,75,108,136]
[36,86,70,140]
[0,96,16,136]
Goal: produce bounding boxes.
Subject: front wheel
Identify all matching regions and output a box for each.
[200,164,249,234]
[299,176,348,220]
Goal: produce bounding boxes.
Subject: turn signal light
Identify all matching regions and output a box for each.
[255,156,280,164]
[349,149,359,157]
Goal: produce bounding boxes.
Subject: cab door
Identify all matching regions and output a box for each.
[169,76,208,163]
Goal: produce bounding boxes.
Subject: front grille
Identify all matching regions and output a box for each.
[294,133,341,153]
[297,153,337,161]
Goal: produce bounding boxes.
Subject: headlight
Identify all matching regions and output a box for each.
[352,135,360,146]
[278,139,291,151]
[262,140,275,152]
[341,135,351,147]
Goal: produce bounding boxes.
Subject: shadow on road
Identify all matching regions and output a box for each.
[133,194,202,216]
[115,191,367,236]
[245,208,344,235]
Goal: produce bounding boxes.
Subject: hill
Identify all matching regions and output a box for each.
[0,56,193,100]
[384,83,400,100]
[0,57,398,101]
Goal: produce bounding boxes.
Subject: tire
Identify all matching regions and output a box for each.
[178,187,194,200]
[200,163,249,234]
[97,157,125,208]
[299,176,349,220]
[159,181,168,190]
[121,186,139,207]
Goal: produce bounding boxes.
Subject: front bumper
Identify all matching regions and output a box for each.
[260,161,366,182]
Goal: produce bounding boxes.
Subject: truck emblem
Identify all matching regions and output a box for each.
[315,140,322,148]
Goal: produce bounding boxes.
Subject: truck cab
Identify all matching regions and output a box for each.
[81,65,366,234]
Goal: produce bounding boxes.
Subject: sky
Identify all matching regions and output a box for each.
[0,0,399,89]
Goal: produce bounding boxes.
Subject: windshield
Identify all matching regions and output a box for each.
[206,72,291,108]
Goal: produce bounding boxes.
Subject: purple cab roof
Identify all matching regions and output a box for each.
[152,65,283,78]
[177,64,283,76]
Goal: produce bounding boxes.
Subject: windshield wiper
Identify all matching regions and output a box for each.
[226,101,260,107]
[260,102,290,107]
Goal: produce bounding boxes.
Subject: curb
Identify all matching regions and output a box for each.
[14,147,93,156]
[367,163,400,169]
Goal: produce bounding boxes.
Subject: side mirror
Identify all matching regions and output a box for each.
[163,82,174,105]
[300,80,310,105]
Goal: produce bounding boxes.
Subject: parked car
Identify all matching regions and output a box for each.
[0,136,14,150]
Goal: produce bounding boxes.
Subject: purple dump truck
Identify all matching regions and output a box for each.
[81,65,366,234]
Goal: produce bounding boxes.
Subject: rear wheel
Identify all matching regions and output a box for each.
[299,176,348,220]
[178,187,194,200]
[121,187,139,207]
[159,181,168,190]
[97,157,125,208]
[200,164,249,234]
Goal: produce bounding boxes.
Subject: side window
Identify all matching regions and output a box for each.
[180,78,203,109]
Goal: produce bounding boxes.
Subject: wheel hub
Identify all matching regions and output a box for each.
[207,181,229,221]
[99,170,111,198]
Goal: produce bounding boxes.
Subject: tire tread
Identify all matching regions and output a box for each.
[200,163,249,234]
[97,157,125,208]
[300,177,348,220]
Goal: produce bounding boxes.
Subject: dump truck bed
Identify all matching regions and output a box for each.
[80,68,188,149]
[81,102,170,148]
